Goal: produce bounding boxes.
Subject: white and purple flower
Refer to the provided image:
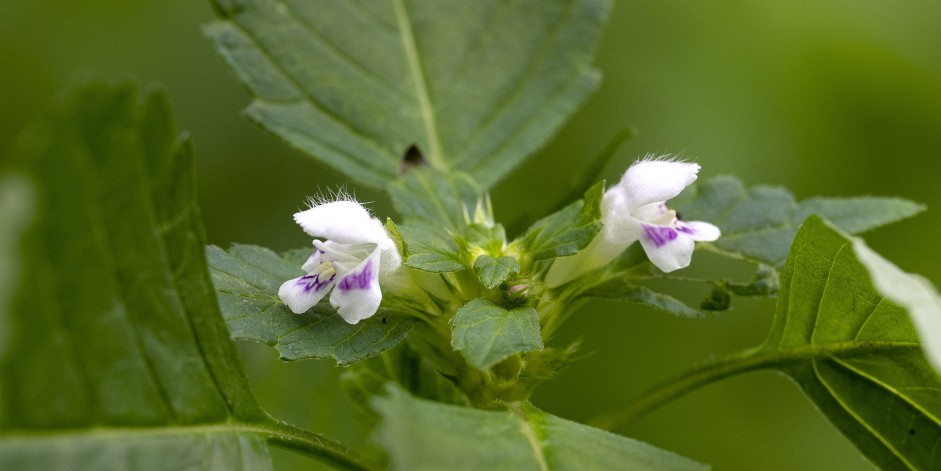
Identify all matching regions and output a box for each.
[599,157,720,272]
[278,199,401,324]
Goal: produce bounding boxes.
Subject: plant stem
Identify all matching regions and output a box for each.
[591,340,917,432]
[258,419,377,471]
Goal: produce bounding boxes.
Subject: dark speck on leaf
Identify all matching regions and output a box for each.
[401,144,426,174]
[382,317,387,324]
[910,428,916,435]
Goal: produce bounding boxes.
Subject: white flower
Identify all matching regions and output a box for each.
[278,200,401,324]
[600,157,721,272]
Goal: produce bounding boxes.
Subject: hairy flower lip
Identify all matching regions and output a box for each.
[278,199,401,324]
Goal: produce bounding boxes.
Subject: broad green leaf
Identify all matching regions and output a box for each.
[206,0,610,189]
[450,298,543,370]
[853,238,941,375]
[0,84,272,469]
[389,167,482,229]
[587,284,700,318]
[208,244,415,365]
[373,385,708,471]
[512,181,603,263]
[473,255,520,289]
[397,222,466,273]
[762,216,941,470]
[674,176,924,266]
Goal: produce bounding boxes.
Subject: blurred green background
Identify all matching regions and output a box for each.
[2,1,940,469]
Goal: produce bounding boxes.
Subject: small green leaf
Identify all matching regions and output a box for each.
[398,222,466,273]
[373,385,709,471]
[208,244,415,365]
[451,298,543,370]
[389,167,482,229]
[473,255,520,289]
[0,84,272,468]
[587,284,700,318]
[513,181,604,262]
[207,0,610,189]
[674,176,924,266]
[762,216,941,470]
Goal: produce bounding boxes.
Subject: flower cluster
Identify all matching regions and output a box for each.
[278,200,401,324]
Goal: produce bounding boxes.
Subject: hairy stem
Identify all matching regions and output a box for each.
[591,340,917,432]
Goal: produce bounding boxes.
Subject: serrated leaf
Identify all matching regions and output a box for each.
[373,385,708,471]
[450,298,543,370]
[397,222,466,273]
[0,84,271,469]
[587,283,700,318]
[208,244,415,365]
[674,176,924,266]
[473,255,520,289]
[762,216,941,470]
[206,0,610,189]
[514,181,604,262]
[389,167,482,229]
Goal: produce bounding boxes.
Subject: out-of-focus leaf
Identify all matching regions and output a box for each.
[762,216,941,470]
[206,0,610,189]
[512,181,603,263]
[389,167,481,229]
[373,385,709,471]
[450,298,543,370]
[0,84,272,469]
[674,176,924,266]
[473,255,520,289]
[208,244,415,365]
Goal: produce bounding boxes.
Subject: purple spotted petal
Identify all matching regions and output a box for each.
[639,224,695,273]
[642,224,679,248]
[330,250,382,324]
[278,271,336,314]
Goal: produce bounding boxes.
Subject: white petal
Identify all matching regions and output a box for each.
[330,249,382,324]
[278,271,336,314]
[676,220,721,242]
[294,200,378,244]
[616,159,700,209]
[638,223,695,272]
[853,238,941,375]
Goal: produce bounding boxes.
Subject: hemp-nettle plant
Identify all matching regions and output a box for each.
[1,1,939,471]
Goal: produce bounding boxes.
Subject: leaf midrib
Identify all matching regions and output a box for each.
[391,0,445,168]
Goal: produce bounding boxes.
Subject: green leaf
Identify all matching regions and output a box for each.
[587,284,701,318]
[373,385,708,471]
[674,176,924,266]
[450,298,543,370]
[762,216,941,470]
[0,84,272,469]
[208,244,415,365]
[473,255,520,289]
[513,181,604,263]
[389,167,482,229]
[206,0,610,189]
[397,222,466,273]
[853,238,941,375]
